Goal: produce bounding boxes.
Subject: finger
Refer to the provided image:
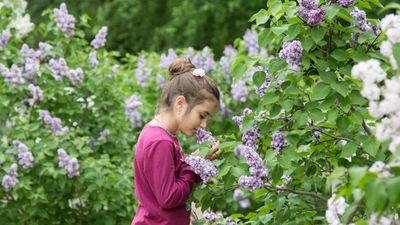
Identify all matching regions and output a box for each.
[211,141,220,151]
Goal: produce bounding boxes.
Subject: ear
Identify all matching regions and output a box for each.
[174,95,186,111]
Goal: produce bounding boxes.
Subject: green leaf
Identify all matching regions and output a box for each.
[271,25,289,36]
[259,29,273,48]
[242,116,254,132]
[253,71,266,87]
[269,60,287,74]
[349,166,367,186]
[311,83,330,99]
[363,139,379,157]
[309,108,324,121]
[301,37,314,52]
[293,111,308,127]
[340,142,358,158]
[337,116,350,131]
[261,92,279,105]
[320,71,337,83]
[287,24,301,40]
[249,9,270,26]
[281,100,294,111]
[331,49,349,62]
[331,82,350,97]
[392,43,400,70]
[325,4,340,20]
[232,60,248,81]
[310,27,326,44]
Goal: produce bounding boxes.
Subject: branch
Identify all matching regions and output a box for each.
[366,32,382,52]
[318,130,353,142]
[362,120,372,136]
[264,183,327,201]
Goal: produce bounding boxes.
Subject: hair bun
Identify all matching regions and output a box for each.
[168,58,195,79]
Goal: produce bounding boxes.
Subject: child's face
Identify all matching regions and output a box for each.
[178,99,218,137]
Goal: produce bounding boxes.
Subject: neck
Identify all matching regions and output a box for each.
[156,111,178,134]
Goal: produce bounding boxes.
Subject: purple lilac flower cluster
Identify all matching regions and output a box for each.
[279,40,303,71]
[135,56,151,87]
[91,26,108,49]
[184,155,218,183]
[39,110,69,135]
[53,3,75,37]
[20,44,41,78]
[232,108,253,129]
[231,80,248,102]
[350,7,380,43]
[0,64,25,84]
[238,175,264,192]
[243,29,267,56]
[297,0,325,26]
[242,124,260,147]
[89,51,98,68]
[156,73,166,88]
[271,131,288,155]
[57,148,80,178]
[0,30,11,50]
[100,129,110,139]
[276,175,292,191]
[195,128,217,146]
[219,91,232,118]
[28,84,44,104]
[159,48,178,68]
[190,47,215,73]
[13,140,34,169]
[328,0,356,7]
[48,58,83,84]
[233,189,251,208]
[204,211,223,222]
[125,93,143,128]
[219,45,238,83]
[2,163,18,192]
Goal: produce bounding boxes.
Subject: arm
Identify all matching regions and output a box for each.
[144,140,198,209]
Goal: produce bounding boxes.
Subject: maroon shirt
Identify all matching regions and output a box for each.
[131,124,201,225]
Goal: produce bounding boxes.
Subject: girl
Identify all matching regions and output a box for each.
[131,58,222,225]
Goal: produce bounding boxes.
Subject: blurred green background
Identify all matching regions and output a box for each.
[27,0,267,57]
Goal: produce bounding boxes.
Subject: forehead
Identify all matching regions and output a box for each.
[193,99,218,114]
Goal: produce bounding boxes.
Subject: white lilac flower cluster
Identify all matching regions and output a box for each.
[57,148,80,178]
[368,160,400,179]
[184,155,218,183]
[1,163,18,192]
[325,194,351,225]
[4,0,34,38]
[351,13,400,153]
[39,110,69,135]
[13,140,34,169]
[48,58,83,84]
[125,93,143,128]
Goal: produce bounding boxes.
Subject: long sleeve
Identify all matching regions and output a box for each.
[143,140,198,210]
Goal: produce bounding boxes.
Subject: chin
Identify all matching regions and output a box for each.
[182,129,195,137]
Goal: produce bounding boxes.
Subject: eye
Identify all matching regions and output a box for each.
[200,114,206,119]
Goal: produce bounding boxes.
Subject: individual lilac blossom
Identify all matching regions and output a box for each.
[39,110,69,135]
[67,68,83,85]
[185,155,218,183]
[204,211,223,222]
[238,175,264,191]
[111,64,119,73]
[219,45,237,84]
[243,29,267,56]
[125,93,143,128]
[0,29,11,50]
[314,130,321,139]
[231,80,248,102]
[100,129,110,139]
[279,40,303,71]
[39,42,53,53]
[159,48,178,68]
[57,148,80,178]
[49,58,69,80]
[91,26,108,49]
[2,163,18,192]
[156,73,166,88]
[135,56,151,87]
[53,3,75,37]
[89,51,98,68]
[271,131,288,155]
[195,128,217,146]
[233,189,244,201]
[28,84,44,103]
[1,64,25,84]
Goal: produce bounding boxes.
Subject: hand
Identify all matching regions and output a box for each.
[205,141,221,161]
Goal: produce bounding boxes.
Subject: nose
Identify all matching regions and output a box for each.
[200,119,207,128]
